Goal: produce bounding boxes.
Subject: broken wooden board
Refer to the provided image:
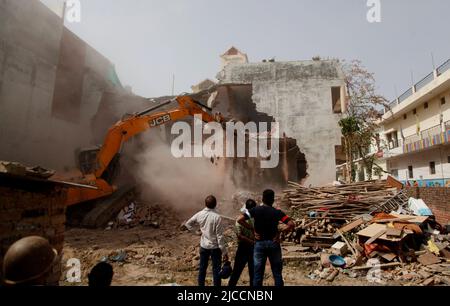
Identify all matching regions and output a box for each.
[282,245,311,253]
[378,252,397,262]
[422,277,435,286]
[386,228,402,238]
[373,217,415,223]
[332,218,364,239]
[326,269,339,282]
[352,262,402,271]
[365,229,387,245]
[300,242,334,248]
[418,252,441,266]
[423,263,450,273]
[440,249,450,259]
[283,254,320,263]
[389,212,429,225]
[357,223,408,242]
[335,230,356,257]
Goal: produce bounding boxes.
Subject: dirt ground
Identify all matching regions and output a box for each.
[60,203,380,286]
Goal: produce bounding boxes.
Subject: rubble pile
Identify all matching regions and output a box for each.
[0,161,55,179]
[281,180,450,286]
[108,200,176,230]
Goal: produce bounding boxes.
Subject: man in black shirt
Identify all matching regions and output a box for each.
[237,189,295,287]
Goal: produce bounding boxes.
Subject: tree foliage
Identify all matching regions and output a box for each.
[340,60,389,182]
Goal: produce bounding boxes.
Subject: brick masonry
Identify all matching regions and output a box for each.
[0,175,67,285]
[405,187,450,225]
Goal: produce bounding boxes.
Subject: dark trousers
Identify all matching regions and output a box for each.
[198,247,222,286]
[253,240,284,287]
[228,242,254,286]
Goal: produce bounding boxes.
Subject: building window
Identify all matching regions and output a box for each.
[403,114,407,120]
[387,132,399,149]
[413,108,417,115]
[424,102,429,109]
[442,97,446,105]
[408,166,414,179]
[331,87,342,114]
[429,162,436,175]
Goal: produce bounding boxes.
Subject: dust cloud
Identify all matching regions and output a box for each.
[129,132,237,218]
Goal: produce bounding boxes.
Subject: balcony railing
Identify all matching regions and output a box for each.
[437,59,450,76]
[387,100,397,109]
[382,139,403,157]
[404,134,421,145]
[384,58,450,113]
[398,88,413,103]
[415,72,434,92]
[403,123,450,154]
[420,125,442,139]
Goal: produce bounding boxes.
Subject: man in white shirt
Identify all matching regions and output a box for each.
[183,195,228,286]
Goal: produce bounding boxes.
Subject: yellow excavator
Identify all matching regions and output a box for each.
[59,95,223,227]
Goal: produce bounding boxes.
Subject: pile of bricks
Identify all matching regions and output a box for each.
[0,175,67,285]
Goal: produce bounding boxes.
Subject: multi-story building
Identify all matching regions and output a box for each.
[381,58,450,187]
[338,59,450,187]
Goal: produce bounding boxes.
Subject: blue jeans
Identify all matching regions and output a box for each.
[198,247,222,286]
[253,240,284,287]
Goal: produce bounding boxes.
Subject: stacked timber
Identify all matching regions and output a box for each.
[283,180,398,220]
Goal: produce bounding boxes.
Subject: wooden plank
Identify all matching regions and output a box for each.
[373,217,415,223]
[386,228,402,238]
[333,218,364,239]
[365,229,387,245]
[336,230,357,257]
[326,269,339,282]
[378,252,397,262]
[422,277,435,286]
[418,252,441,266]
[301,242,334,248]
[389,212,429,224]
[352,262,402,271]
[283,254,320,263]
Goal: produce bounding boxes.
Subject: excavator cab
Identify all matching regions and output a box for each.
[77,147,100,175]
[77,147,120,184]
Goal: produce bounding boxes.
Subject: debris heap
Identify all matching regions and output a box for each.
[281,179,450,286]
[283,180,399,220]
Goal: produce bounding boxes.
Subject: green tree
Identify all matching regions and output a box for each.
[340,60,389,183]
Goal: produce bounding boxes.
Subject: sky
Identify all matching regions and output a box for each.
[40,0,450,101]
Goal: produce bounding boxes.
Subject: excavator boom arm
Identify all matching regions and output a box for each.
[94,96,220,178]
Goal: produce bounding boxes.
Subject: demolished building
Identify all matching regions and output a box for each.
[207,51,347,187]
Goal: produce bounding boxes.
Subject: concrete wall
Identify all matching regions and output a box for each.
[388,146,450,186]
[0,0,124,171]
[217,60,345,186]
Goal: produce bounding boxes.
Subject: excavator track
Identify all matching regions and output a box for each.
[80,185,135,228]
